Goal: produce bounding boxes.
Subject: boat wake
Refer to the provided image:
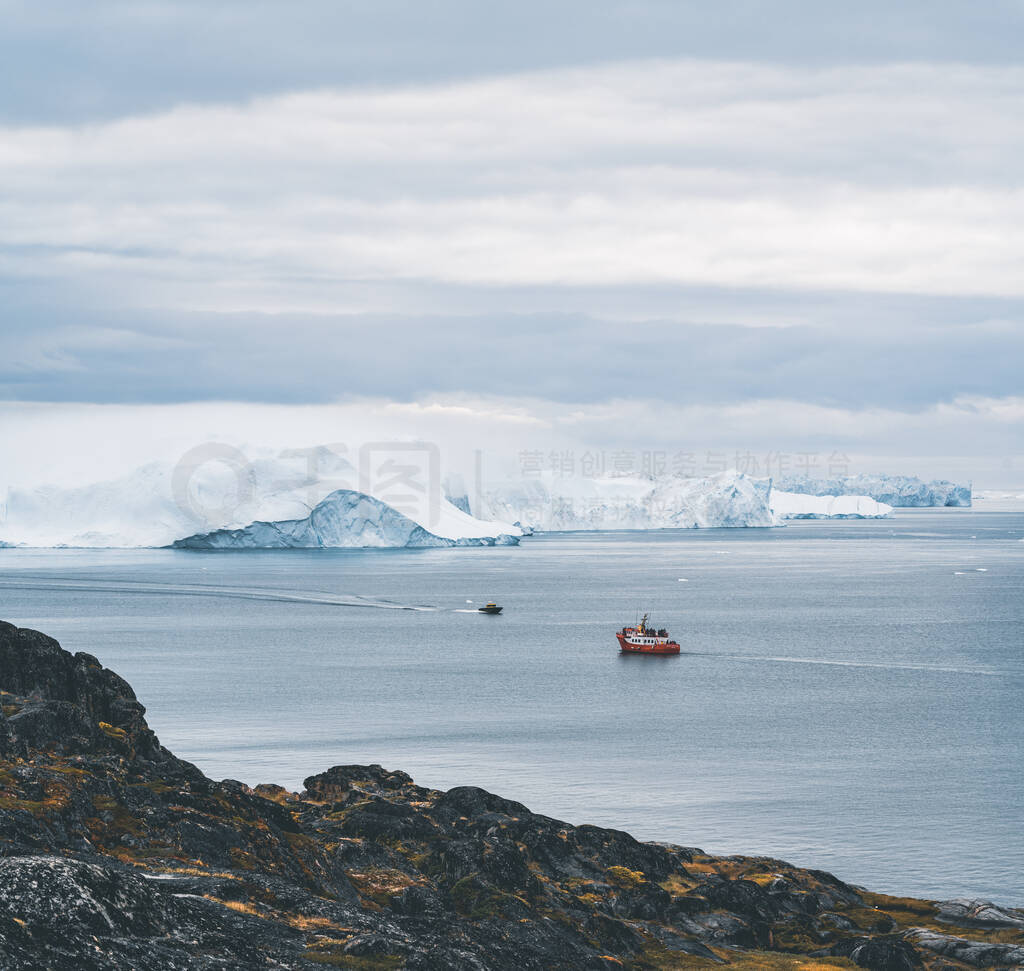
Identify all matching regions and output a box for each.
[677,649,1001,677]
[0,576,437,611]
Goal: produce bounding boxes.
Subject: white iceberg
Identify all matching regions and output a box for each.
[472,469,897,530]
[1,462,207,549]
[972,490,1024,511]
[174,489,520,549]
[774,473,970,507]
[2,451,909,548]
[0,447,520,549]
[769,490,893,520]
[475,470,776,531]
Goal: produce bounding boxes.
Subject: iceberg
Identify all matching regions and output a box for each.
[972,490,1024,502]
[774,473,971,507]
[1,463,207,549]
[0,447,520,549]
[770,491,893,520]
[475,470,776,531]
[442,473,473,515]
[1,450,917,548]
[473,469,896,530]
[174,489,520,549]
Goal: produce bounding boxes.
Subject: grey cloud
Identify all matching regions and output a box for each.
[1,297,1021,409]
[2,61,1022,303]
[0,0,1019,480]
[2,1,1023,124]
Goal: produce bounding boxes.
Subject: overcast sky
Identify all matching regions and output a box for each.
[1,1,1022,486]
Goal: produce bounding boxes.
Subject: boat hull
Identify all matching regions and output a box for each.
[616,633,680,655]
[478,606,503,614]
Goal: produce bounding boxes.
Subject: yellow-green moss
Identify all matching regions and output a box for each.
[303,952,403,969]
[346,867,420,907]
[629,942,857,968]
[450,874,521,920]
[607,866,647,889]
[98,721,128,742]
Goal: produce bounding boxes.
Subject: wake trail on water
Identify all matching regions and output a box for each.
[677,649,1001,677]
[0,576,437,612]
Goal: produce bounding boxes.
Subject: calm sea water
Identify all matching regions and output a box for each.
[2,509,1022,904]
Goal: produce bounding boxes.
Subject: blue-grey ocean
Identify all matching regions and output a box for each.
[2,509,1022,904]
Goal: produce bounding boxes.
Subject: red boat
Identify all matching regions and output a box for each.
[616,614,680,655]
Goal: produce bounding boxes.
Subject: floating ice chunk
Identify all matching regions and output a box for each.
[770,490,892,520]
[774,473,971,507]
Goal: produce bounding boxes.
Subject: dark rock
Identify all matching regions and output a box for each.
[934,897,1024,929]
[682,911,768,948]
[0,855,170,937]
[438,838,485,885]
[904,928,1024,967]
[480,837,538,896]
[824,911,860,932]
[7,700,106,754]
[609,879,673,921]
[344,933,410,956]
[640,922,724,962]
[0,707,21,759]
[390,884,448,917]
[304,763,413,802]
[584,911,645,951]
[338,794,441,841]
[253,782,296,803]
[818,934,922,970]
[694,874,783,920]
[0,621,191,772]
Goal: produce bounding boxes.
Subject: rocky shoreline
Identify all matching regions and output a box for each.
[1,620,1021,970]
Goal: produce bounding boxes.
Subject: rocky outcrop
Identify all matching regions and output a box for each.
[0,620,1019,969]
[815,935,922,970]
[0,621,185,768]
[935,899,1024,930]
[904,928,1024,967]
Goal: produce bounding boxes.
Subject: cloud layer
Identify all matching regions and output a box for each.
[0,9,1020,484]
[3,61,1024,304]
[4,1,1023,124]
[2,308,1022,410]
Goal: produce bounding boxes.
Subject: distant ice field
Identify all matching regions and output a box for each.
[2,508,1022,904]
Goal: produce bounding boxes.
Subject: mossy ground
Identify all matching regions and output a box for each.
[2,704,1020,971]
[634,947,857,968]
